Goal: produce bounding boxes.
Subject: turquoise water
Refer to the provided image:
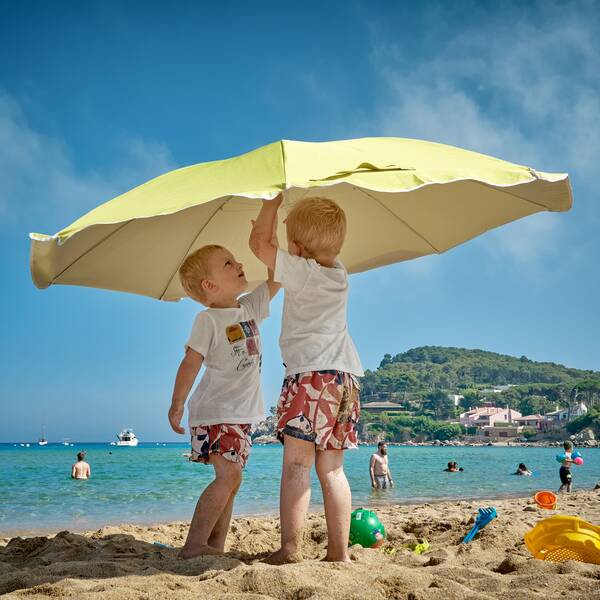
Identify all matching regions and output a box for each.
[1,443,598,536]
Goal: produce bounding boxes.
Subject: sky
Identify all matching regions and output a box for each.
[1,0,599,442]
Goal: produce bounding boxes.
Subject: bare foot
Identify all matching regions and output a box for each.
[179,544,222,559]
[322,553,351,563]
[262,548,303,565]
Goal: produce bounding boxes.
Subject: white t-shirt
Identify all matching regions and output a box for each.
[185,283,270,426]
[274,249,363,377]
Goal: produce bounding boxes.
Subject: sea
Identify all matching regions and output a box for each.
[1,443,598,536]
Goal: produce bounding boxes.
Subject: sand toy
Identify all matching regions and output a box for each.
[404,539,430,554]
[524,516,600,564]
[534,490,557,510]
[462,507,497,543]
[349,508,386,548]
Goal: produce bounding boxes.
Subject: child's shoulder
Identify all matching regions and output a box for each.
[190,308,216,329]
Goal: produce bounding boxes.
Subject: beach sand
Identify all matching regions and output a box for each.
[1,490,599,599]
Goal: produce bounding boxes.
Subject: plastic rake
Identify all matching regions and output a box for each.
[462,507,498,543]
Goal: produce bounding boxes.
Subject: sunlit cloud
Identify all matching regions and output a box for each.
[0,91,176,231]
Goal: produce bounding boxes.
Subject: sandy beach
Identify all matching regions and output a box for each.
[1,489,599,599]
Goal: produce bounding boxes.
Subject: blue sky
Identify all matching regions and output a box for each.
[1,0,599,442]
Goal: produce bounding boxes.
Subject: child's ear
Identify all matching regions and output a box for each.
[201,279,216,293]
[288,240,300,256]
[296,242,308,258]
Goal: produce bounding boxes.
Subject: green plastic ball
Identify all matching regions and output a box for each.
[349,508,386,548]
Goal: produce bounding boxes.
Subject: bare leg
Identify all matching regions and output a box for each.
[315,449,351,563]
[208,480,241,552]
[265,435,314,564]
[180,455,242,558]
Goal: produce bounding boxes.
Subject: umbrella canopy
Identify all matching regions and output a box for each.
[29,137,572,301]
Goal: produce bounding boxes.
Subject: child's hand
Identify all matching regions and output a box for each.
[168,404,185,434]
[252,218,279,248]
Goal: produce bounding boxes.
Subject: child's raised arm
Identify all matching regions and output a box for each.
[249,194,283,272]
[168,347,203,434]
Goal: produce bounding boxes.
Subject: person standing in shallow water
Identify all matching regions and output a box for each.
[71,452,90,479]
[370,442,394,489]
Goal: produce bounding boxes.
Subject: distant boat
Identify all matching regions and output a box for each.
[62,439,74,446]
[114,428,139,447]
[38,426,48,446]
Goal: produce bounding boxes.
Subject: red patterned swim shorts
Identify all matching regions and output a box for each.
[190,423,252,468]
[276,370,360,451]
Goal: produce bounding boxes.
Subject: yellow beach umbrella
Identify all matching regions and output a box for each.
[29,137,572,301]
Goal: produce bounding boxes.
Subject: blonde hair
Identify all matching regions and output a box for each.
[286,197,346,256]
[179,244,224,303]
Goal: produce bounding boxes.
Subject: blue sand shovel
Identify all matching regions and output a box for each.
[462,507,497,543]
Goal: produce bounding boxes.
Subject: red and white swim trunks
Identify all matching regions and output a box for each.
[190,423,252,467]
[276,370,360,451]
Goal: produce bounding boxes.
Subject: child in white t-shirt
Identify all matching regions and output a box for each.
[168,242,280,558]
[250,194,363,564]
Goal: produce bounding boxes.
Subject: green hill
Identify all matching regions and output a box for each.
[364,346,597,390]
[361,346,600,417]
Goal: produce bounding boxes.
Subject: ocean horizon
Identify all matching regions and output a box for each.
[2,443,598,537]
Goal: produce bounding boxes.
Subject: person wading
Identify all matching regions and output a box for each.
[370,442,394,489]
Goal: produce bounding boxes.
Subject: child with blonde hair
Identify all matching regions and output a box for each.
[250,194,363,563]
[168,235,279,558]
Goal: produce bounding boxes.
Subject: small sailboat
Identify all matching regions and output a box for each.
[38,426,48,446]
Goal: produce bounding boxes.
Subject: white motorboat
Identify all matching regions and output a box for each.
[115,428,139,446]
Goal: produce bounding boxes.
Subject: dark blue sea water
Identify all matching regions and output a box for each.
[1,443,598,536]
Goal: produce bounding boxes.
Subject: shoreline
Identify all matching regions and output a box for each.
[3,485,599,542]
[1,490,599,599]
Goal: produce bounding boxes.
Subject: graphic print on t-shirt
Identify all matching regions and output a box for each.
[226,324,245,344]
[246,337,259,356]
[225,319,260,372]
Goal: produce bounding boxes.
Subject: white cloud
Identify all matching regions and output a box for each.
[369,1,600,272]
[0,92,176,232]
[478,212,564,271]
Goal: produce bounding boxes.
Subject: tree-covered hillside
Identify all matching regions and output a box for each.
[357,347,600,442]
[362,346,597,394]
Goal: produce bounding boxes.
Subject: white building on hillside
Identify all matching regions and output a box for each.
[460,406,522,428]
[543,402,588,425]
[448,394,464,407]
[512,415,545,430]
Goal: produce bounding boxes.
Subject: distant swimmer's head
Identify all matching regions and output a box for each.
[179,245,247,306]
[519,463,527,470]
[285,197,347,262]
[77,452,86,461]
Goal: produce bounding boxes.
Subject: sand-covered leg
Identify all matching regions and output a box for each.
[180,455,242,558]
[208,479,241,552]
[315,448,351,562]
[265,434,314,564]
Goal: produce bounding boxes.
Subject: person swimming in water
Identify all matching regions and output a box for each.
[514,462,532,476]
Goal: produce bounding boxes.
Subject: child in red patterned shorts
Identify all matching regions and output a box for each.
[250,194,363,563]
[168,241,279,558]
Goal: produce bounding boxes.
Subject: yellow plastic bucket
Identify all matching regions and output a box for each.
[524,516,600,564]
